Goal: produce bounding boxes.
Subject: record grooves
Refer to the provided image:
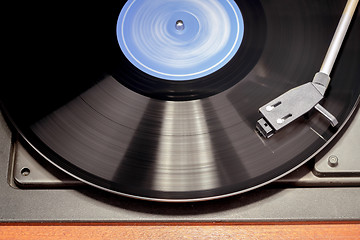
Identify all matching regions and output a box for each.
[1,0,360,201]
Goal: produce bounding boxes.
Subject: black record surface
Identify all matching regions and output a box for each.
[2,0,360,201]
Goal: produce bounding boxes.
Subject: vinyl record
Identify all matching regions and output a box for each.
[2,0,360,201]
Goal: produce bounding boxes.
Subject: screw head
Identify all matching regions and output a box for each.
[21,167,30,176]
[328,155,339,167]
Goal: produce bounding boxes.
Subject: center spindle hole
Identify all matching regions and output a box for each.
[175,20,185,31]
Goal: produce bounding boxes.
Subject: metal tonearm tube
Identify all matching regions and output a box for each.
[257,0,359,138]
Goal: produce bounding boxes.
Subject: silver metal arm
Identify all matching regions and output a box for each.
[321,0,359,75]
[257,0,359,139]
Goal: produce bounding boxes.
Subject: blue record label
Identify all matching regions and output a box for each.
[116,0,244,81]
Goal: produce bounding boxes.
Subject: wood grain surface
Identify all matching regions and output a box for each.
[1,222,359,240]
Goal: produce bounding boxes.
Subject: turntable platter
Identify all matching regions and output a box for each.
[1,0,359,201]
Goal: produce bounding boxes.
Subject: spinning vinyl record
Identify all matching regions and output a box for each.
[2,0,360,201]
